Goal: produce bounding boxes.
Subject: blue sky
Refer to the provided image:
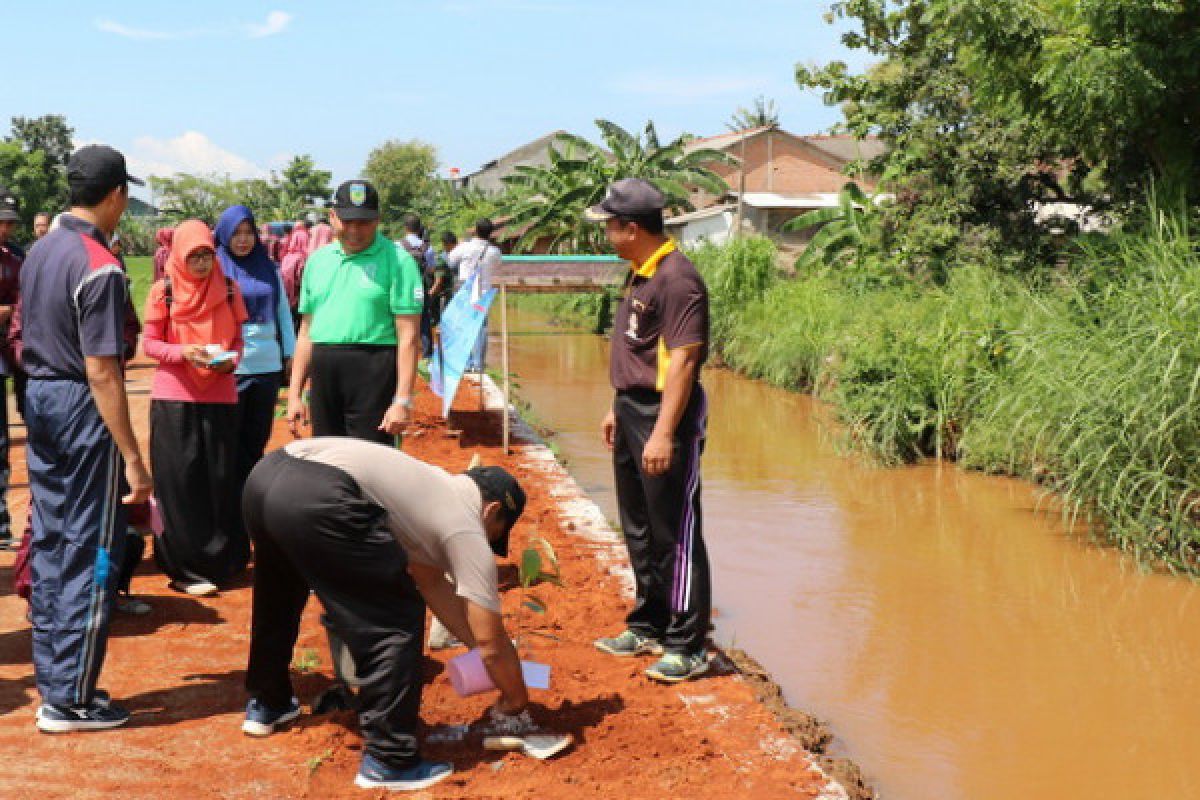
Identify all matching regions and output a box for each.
[4,1,869,197]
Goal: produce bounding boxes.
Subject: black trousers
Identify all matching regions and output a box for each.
[234,371,283,499]
[310,345,396,445]
[243,449,426,770]
[612,386,711,654]
[150,400,249,585]
[0,376,12,541]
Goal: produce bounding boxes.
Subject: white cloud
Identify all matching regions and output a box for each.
[95,10,292,40]
[125,132,267,180]
[245,11,292,38]
[95,19,190,40]
[608,73,770,102]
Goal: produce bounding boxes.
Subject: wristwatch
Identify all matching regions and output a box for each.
[393,396,414,409]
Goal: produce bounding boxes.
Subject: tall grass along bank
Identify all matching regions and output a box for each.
[525,225,1200,574]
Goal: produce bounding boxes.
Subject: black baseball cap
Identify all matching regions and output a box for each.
[584,178,666,221]
[0,186,17,222]
[332,179,380,221]
[467,465,527,557]
[67,145,143,195]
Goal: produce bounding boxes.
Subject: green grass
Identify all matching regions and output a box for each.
[125,255,153,319]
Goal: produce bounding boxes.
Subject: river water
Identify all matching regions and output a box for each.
[497,306,1200,800]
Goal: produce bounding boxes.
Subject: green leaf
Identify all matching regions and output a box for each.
[519,548,543,589]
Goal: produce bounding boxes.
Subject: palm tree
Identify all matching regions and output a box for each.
[783,179,891,271]
[727,96,780,132]
[500,119,736,253]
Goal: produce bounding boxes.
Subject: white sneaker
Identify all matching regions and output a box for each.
[170,580,218,597]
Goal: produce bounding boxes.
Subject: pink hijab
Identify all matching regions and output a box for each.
[286,225,309,256]
[308,222,334,254]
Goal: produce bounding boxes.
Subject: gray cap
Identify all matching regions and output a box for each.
[584,178,666,221]
[0,186,18,222]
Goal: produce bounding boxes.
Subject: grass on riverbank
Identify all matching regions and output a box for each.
[531,218,1200,574]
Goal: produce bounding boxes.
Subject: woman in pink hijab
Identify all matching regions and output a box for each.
[279,221,310,318]
[153,227,174,281]
[308,219,334,255]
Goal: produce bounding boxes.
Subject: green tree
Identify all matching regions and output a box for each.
[363,139,439,230]
[797,1,1200,282]
[727,95,780,132]
[10,115,73,168]
[148,173,250,224]
[500,119,734,253]
[0,142,56,235]
[3,114,74,228]
[277,154,331,207]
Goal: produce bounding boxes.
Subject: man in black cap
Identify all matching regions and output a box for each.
[0,186,24,550]
[285,179,424,444]
[19,145,152,731]
[587,178,714,683]
[240,437,537,790]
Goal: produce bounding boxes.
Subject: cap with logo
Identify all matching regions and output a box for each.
[0,186,18,222]
[584,178,667,221]
[466,465,527,557]
[67,145,144,197]
[332,180,380,221]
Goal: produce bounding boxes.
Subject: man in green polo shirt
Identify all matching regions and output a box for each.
[286,180,423,444]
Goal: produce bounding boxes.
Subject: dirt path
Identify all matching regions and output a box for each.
[0,358,848,799]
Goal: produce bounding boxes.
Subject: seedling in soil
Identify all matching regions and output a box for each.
[292,648,321,674]
[514,535,564,654]
[306,748,334,775]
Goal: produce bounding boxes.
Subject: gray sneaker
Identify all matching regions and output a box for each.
[644,651,710,683]
[593,629,663,657]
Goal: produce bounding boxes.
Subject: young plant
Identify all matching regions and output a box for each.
[515,536,564,650]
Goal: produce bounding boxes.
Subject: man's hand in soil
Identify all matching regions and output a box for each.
[485,703,536,735]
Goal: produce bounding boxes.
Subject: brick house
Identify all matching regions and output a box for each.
[668,126,886,249]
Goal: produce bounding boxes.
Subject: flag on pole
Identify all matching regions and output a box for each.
[429,274,497,418]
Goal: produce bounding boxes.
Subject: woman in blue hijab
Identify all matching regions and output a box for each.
[214,205,296,509]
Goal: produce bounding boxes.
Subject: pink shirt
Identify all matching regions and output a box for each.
[143,315,242,403]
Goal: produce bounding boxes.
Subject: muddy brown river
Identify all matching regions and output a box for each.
[496,306,1200,800]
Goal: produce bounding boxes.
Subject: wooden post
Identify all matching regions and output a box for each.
[501,283,510,454]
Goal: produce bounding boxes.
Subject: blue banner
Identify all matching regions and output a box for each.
[429,274,497,418]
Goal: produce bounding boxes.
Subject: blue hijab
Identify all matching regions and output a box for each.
[214,205,278,325]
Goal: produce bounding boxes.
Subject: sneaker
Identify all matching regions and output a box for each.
[241,697,301,737]
[354,754,453,791]
[36,699,130,732]
[644,651,710,684]
[427,619,463,651]
[116,593,152,615]
[35,690,111,721]
[170,580,218,597]
[593,629,663,657]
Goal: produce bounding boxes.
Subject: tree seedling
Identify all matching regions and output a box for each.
[292,647,320,674]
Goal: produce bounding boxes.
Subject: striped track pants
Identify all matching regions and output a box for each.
[26,379,126,707]
[612,385,711,654]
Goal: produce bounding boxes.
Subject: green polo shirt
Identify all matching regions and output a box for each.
[299,233,424,345]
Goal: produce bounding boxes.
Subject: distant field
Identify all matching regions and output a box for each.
[125,255,153,318]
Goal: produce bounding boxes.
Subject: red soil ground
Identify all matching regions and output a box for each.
[0,359,831,799]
